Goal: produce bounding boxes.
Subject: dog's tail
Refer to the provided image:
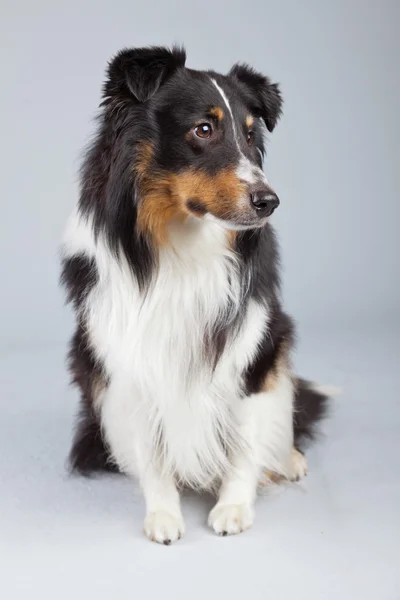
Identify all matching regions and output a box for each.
[69,402,119,476]
[293,378,340,450]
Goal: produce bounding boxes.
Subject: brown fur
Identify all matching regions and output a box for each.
[227,230,237,249]
[174,169,246,219]
[91,374,107,410]
[262,341,291,392]
[259,470,285,485]
[134,141,154,178]
[260,449,307,485]
[209,106,224,121]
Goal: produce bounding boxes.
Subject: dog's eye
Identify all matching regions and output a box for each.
[247,131,255,146]
[194,123,213,139]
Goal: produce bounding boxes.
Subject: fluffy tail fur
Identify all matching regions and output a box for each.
[293,378,336,450]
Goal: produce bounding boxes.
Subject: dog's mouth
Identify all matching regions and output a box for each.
[202,212,269,231]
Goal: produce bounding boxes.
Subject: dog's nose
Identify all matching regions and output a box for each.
[250,189,280,218]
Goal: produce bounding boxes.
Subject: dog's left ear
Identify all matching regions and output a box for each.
[228,63,283,132]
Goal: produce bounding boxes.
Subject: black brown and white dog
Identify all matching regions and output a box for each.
[61,45,333,544]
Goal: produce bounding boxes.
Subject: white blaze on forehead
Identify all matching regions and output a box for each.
[210,78,239,145]
[210,77,269,186]
[210,79,234,118]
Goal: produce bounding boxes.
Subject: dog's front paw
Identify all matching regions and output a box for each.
[144,510,185,545]
[208,503,254,536]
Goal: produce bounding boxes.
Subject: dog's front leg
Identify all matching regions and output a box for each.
[141,464,185,545]
[208,399,260,536]
[101,378,184,544]
[208,451,259,536]
[209,371,295,536]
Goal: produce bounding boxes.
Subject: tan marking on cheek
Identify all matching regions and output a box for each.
[246,115,254,128]
[136,173,185,245]
[209,106,224,121]
[174,169,246,221]
[134,147,246,245]
[134,142,186,245]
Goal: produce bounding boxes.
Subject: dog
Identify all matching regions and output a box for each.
[61,45,332,544]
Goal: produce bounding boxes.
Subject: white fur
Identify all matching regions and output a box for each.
[208,503,254,535]
[62,208,97,257]
[62,210,295,540]
[144,511,185,544]
[142,465,184,543]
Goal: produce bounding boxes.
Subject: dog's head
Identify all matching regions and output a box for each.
[102,46,282,244]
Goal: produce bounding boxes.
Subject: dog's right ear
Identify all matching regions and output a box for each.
[228,63,282,132]
[104,46,186,103]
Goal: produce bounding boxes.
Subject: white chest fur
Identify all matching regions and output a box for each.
[64,214,269,486]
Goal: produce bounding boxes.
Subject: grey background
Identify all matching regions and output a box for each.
[1,1,399,598]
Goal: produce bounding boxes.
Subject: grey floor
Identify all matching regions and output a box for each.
[0,327,399,599]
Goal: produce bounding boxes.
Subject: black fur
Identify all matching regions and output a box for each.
[104,45,186,103]
[67,325,115,475]
[69,401,118,475]
[61,256,115,474]
[60,254,98,311]
[293,379,330,450]
[78,107,155,289]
